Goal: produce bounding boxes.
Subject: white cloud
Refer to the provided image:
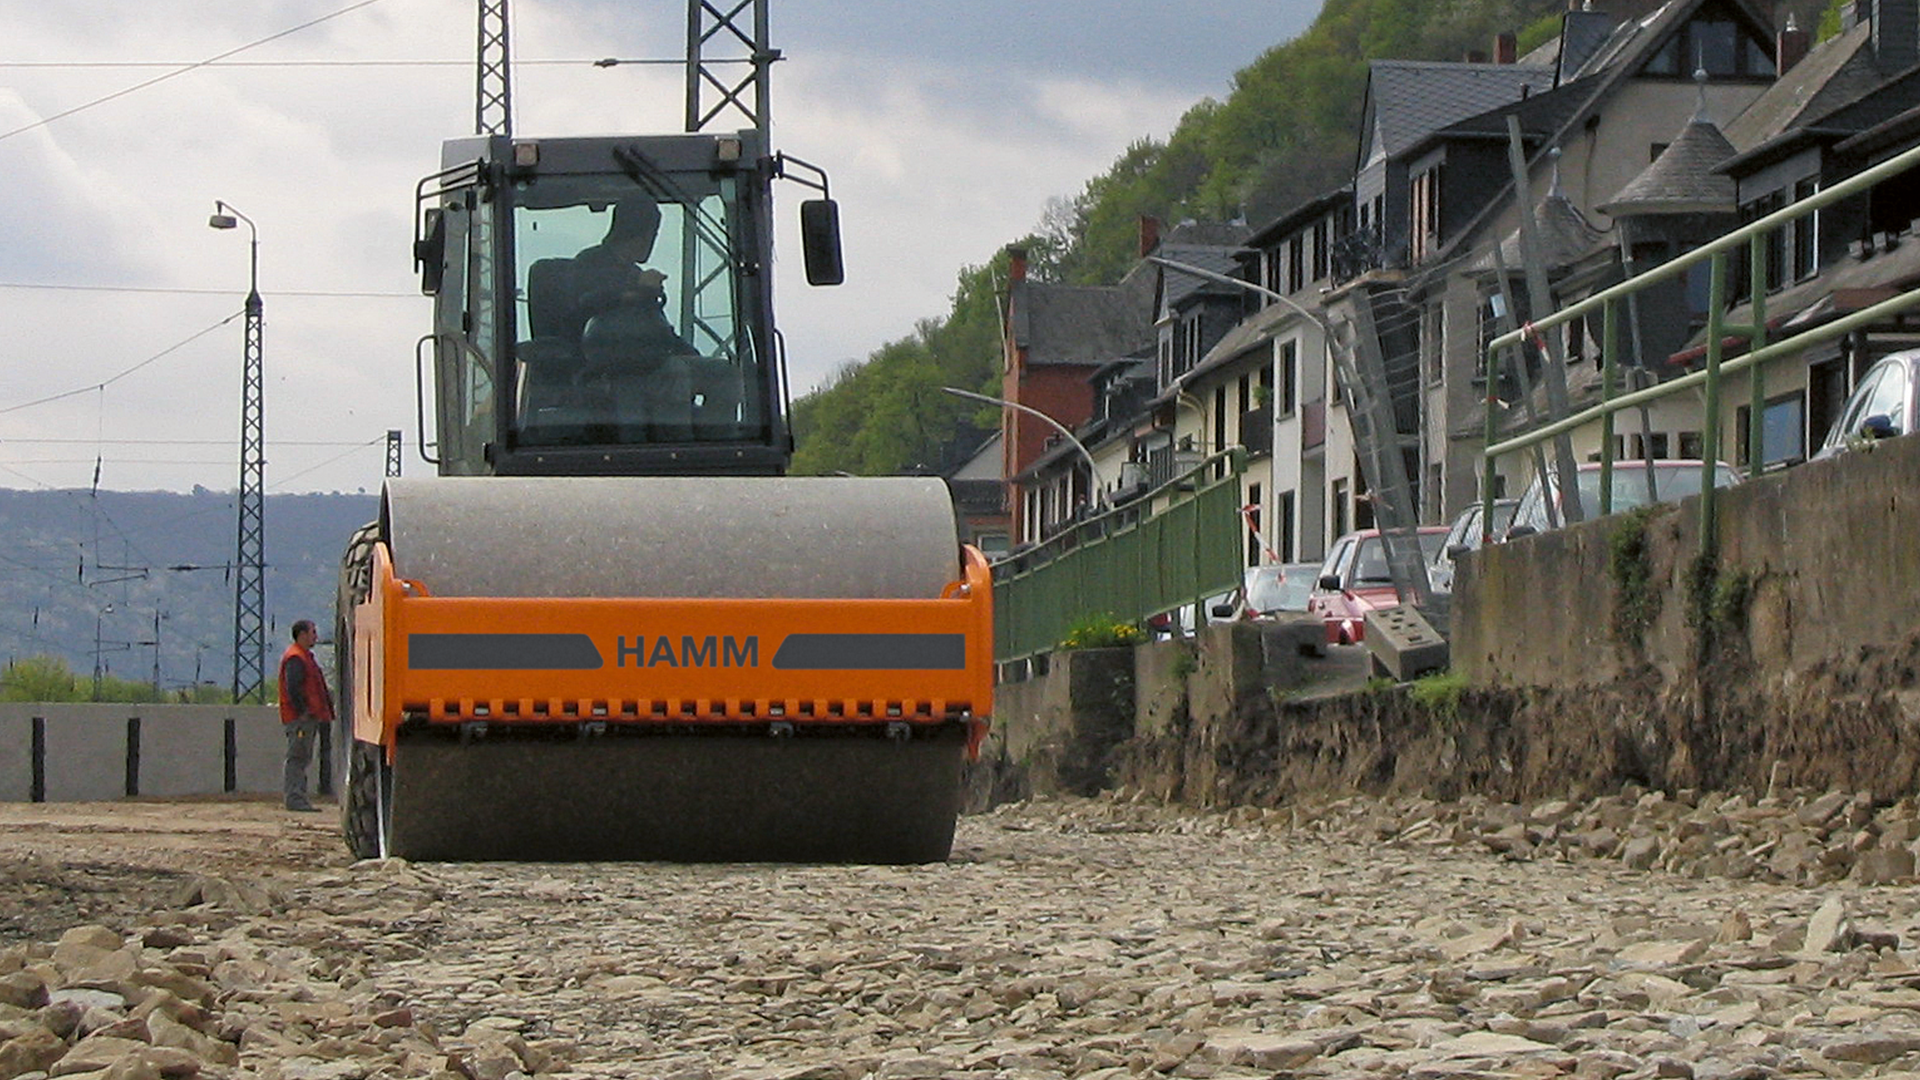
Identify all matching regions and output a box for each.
[0,0,1289,492]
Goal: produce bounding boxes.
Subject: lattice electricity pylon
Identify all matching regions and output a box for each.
[385,430,403,477]
[232,288,267,704]
[476,0,512,136]
[685,0,774,138]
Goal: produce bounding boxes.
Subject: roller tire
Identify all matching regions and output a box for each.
[335,521,381,858]
[343,739,386,860]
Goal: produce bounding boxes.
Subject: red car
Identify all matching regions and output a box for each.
[1306,527,1448,645]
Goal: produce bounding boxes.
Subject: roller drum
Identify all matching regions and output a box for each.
[383,475,960,601]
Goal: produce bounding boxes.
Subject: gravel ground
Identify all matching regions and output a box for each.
[3,794,1920,1079]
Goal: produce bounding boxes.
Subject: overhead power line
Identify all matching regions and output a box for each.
[0,313,239,417]
[0,282,418,299]
[0,0,390,144]
[0,58,615,69]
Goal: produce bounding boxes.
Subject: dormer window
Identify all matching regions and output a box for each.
[1642,7,1776,79]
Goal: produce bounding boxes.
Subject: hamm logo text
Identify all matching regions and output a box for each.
[615,635,759,668]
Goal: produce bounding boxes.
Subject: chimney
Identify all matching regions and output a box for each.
[1873,0,1920,73]
[1777,14,1810,73]
[1137,216,1162,258]
[1006,245,1028,282]
[1495,31,1518,63]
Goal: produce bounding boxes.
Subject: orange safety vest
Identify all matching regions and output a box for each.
[278,643,336,724]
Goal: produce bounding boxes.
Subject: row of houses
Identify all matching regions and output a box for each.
[954,0,1920,576]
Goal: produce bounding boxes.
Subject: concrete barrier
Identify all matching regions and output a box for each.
[0,703,283,802]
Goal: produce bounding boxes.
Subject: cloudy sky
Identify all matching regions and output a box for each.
[0,0,1315,494]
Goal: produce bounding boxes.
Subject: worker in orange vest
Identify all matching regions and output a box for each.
[277,619,335,812]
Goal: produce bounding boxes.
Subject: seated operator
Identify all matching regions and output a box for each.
[571,195,700,438]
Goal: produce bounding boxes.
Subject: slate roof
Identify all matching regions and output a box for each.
[1014,277,1154,367]
[1720,21,1881,153]
[1156,221,1252,311]
[1599,112,1738,215]
[1723,59,1920,171]
[1362,60,1557,163]
[1469,192,1610,273]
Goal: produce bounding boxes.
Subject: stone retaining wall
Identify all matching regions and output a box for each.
[974,436,1920,813]
[0,705,287,802]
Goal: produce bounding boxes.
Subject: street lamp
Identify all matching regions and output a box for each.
[209,201,267,703]
[1144,255,1333,567]
[941,386,1108,500]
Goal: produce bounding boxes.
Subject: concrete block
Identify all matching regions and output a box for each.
[0,709,31,800]
[231,709,285,795]
[1134,639,1194,738]
[1365,606,1450,682]
[40,705,133,801]
[137,709,228,797]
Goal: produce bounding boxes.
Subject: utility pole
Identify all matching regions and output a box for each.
[476,0,512,137]
[686,0,773,139]
[209,202,267,703]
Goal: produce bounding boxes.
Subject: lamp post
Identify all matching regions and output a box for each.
[1144,255,1332,566]
[209,202,267,704]
[941,385,1108,503]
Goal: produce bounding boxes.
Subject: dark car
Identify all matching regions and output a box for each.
[1306,528,1448,645]
[1429,498,1518,594]
[1813,350,1920,460]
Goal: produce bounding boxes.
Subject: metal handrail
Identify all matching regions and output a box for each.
[1481,139,1920,552]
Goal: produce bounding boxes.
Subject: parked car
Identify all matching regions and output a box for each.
[1429,498,1518,594]
[1209,562,1320,621]
[1812,349,1920,461]
[1307,527,1448,645]
[1504,459,1740,540]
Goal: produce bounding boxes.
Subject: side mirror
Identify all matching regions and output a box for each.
[1318,574,1341,591]
[800,199,845,286]
[1506,524,1538,540]
[1210,603,1236,618]
[1862,414,1900,440]
[414,208,447,296]
[1446,543,1470,560]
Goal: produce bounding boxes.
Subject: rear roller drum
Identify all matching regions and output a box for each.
[335,521,382,858]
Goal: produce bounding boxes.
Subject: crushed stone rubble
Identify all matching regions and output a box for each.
[2,787,1920,1079]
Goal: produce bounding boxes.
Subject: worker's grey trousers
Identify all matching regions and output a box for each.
[283,719,325,809]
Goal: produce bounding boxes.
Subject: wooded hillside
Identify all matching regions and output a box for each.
[790,0,1576,476]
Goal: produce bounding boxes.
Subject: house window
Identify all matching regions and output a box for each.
[1280,340,1298,415]
[1792,178,1820,280]
[1627,432,1671,459]
[1278,490,1296,562]
[1410,165,1442,263]
[1642,9,1776,78]
[1734,392,1807,469]
[1677,431,1703,459]
[1264,249,1283,297]
[1237,374,1251,416]
[1213,387,1229,454]
[1246,483,1263,567]
[1288,235,1306,293]
[1331,478,1349,541]
[1423,305,1444,385]
[1312,218,1330,280]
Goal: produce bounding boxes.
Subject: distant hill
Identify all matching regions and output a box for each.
[0,487,377,695]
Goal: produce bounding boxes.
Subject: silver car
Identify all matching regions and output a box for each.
[1813,350,1920,460]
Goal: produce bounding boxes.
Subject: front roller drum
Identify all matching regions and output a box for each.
[381,725,969,863]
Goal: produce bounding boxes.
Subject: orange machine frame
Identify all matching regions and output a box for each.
[351,544,995,758]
